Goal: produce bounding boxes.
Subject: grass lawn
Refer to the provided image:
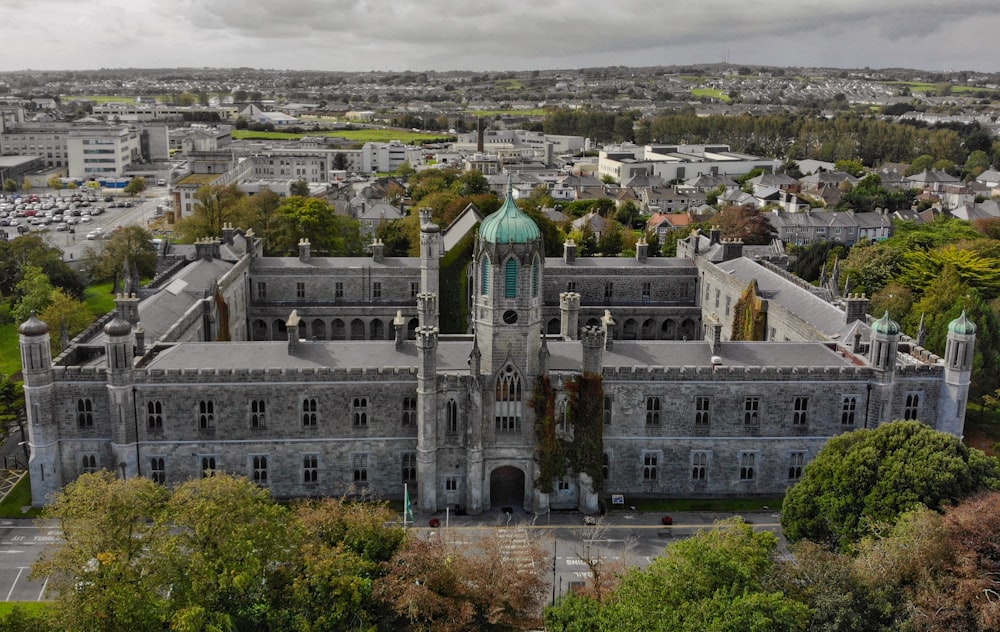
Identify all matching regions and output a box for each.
[84,282,116,317]
[0,475,42,519]
[691,88,732,103]
[0,323,18,377]
[63,95,139,104]
[0,602,53,618]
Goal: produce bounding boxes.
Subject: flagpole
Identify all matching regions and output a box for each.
[404,483,409,529]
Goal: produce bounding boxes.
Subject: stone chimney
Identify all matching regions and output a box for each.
[601,309,616,351]
[581,326,605,376]
[635,236,648,263]
[371,238,384,263]
[563,238,577,264]
[286,310,300,354]
[221,222,235,245]
[393,310,406,350]
[194,237,220,261]
[134,323,145,356]
[705,313,723,354]
[298,238,311,262]
[559,291,581,340]
[116,292,140,325]
[845,293,869,324]
[709,228,722,245]
[721,238,743,262]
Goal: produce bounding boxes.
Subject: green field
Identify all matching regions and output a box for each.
[63,95,141,104]
[691,88,732,103]
[0,476,40,519]
[232,129,452,144]
[0,602,53,618]
[84,282,116,316]
[0,323,18,377]
[883,81,997,95]
[495,79,524,90]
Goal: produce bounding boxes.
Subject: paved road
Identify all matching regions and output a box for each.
[0,521,55,602]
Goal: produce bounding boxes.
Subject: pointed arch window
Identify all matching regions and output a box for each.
[495,365,523,432]
[481,255,491,295]
[504,259,518,298]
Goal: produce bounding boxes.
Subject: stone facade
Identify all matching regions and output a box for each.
[19,193,975,513]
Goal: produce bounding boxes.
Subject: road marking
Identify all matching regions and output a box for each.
[5,567,25,602]
[37,577,48,601]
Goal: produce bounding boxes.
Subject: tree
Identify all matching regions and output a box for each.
[3,179,17,193]
[375,529,549,631]
[547,519,811,632]
[289,179,310,197]
[0,376,25,458]
[122,176,146,198]
[47,176,63,190]
[85,225,158,288]
[38,289,93,355]
[710,205,776,245]
[268,197,363,257]
[174,184,245,242]
[269,497,405,631]
[161,474,297,632]
[781,421,1000,551]
[834,159,865,177]
[31,471,172,632]
[0,235,84,299]
[12,265,54,324]
[452,170,489,197]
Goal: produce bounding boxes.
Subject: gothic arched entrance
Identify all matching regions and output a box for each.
[490,466,525,509]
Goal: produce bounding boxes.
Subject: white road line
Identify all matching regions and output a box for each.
[37,577,48,601]
[6,567,25,602]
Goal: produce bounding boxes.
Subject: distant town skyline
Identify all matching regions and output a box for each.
[3,0,1000,75]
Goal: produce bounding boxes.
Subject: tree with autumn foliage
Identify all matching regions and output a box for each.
[709,204,777,245]
[374,531,549,631]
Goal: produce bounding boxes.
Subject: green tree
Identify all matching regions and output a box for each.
[0,235,84,299]
[3,179,17,193]
[269,197,363,257]
[834,159,865,177]
[549,519,810,632]
[0,376,25,457]
[32,471,172,632]
[12,265,54,324]
[781,421,1000,551]
[85,225,158,288]
[452,170,489,196]
[122,176,146,198]
[38,289,94,356]
[47,176,63,190]
[162,474,297,632]
[289,179,310,197]
[174,184,245,242]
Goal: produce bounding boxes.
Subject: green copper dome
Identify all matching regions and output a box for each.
[871,311,900,336]
[948,310,976,336]
[479,186,540,245]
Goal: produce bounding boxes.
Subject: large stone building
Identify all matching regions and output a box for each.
[19,188,975,513]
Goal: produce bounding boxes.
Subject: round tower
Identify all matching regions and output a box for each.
[18,313,61,505]
[868,311,900,426]
[940,311,976,436]
[104,314,139,478]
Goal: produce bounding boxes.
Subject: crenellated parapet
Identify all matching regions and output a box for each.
[140,365,419,384]
[601,364,876,382]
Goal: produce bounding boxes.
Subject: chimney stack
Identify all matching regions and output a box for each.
[563,238,577,264]
[298,238,311,262]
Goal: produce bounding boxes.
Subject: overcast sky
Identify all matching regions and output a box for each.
[3,0,999,74]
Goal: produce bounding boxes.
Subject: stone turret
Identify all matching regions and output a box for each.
[393,310,406,350]
[581,326,605,375]
[559,291,581,340]
[941,311,976,436]
[19,313,60,506]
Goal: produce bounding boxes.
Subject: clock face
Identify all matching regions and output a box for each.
[502,310,519,325]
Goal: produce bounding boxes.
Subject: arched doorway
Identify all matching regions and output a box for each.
[490,466,525,510]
